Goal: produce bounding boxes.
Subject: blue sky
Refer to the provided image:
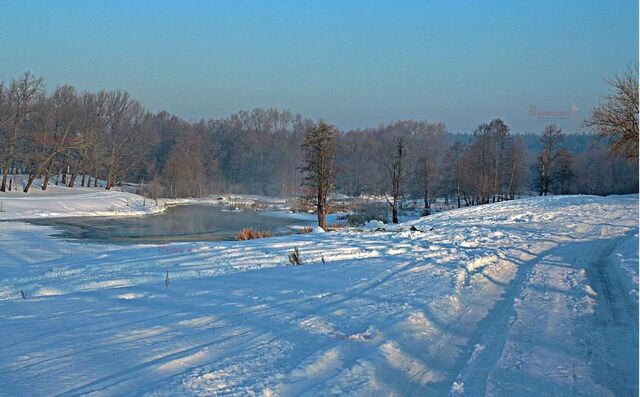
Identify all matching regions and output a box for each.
[1,0,637,133]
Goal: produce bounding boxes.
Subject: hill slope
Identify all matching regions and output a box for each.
[0,195,637,396]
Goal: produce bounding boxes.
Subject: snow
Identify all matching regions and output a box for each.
[0,194,637,396]
[0,176,163,220]
[363,219,386,230]
[262,210,346,225]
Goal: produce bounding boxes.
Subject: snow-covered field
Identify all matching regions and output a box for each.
[0,195,637,396]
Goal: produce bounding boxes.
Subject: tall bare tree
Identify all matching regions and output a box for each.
[23,85,82,192]
[489,119,510,202]
[445,142,465,208]
[1,72,45,191]
[552,149,575,194]
[103,91,149,189]
[385,136,405,224]
[164,125,206,197]
[585,66,639,162]
[414,125,446,213]
[300,121,338,229]
[504,138,526,200]
[537,124,564,196]
[0,83,13,132]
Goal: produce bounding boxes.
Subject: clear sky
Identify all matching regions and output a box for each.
[1,0,637,133]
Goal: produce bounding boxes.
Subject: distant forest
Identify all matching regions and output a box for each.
[0,72,637,202]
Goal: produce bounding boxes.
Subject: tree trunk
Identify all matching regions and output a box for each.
[23,173,37,193]
[392,199,399,224]
[68,173,77,188]
[106,158,115,189]
[543,172,549,196]
[507,161,516,200]
[0,165,9,192]
[0,126,18,192]
[42,170,51,191]
[317,184,325,229]
[423,187,430,210]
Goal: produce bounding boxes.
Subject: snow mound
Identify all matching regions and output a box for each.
[116,292,145,300]
[363,220,386,230]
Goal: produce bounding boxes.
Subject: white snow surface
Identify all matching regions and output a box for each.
[363,219,386,230]
[0,177,163,220]
[0,194,638,396]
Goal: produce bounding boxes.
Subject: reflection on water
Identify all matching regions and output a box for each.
[26,205,313,244]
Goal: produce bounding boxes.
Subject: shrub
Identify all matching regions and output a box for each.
[291,199,315,213]
[288,247,303,265]
[345,202,389,226]
[298,226,313,234]
[236,228,273,240]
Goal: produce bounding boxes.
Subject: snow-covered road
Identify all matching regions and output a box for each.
[0,195,637,396]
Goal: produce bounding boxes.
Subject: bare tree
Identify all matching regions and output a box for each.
[537,124,564,196]
[0,84,17,187]
[445,142,465,208]
[585,66,639,162]
[0,83,14,132]
[504,138,526,200]
[415,127,445,213]
[463,122,497,204]
[552,149,575,194]
[489,119,510,202]
[23,85,81,192]
[385,136,405,224]
[164,125,206,197]
[103,91,149,189]
[300,121,338,229]
[1,72,45,191]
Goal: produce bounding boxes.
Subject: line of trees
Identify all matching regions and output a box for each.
[0,72,156,193]
[299,68,638,224]
[332,118,636,213]
[1,70,637,214]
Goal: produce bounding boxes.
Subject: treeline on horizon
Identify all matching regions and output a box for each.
[0,72,637,203]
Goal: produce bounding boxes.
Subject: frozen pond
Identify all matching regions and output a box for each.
[24,205,314,244]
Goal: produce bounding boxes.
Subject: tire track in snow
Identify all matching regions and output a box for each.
[583,235,639,396]
[442,241,553,396]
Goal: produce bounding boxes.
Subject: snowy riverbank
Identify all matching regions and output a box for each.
[0,176,344,223]
[0,194,637,395]
[0,189,164,220]
[0,176,164,220]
